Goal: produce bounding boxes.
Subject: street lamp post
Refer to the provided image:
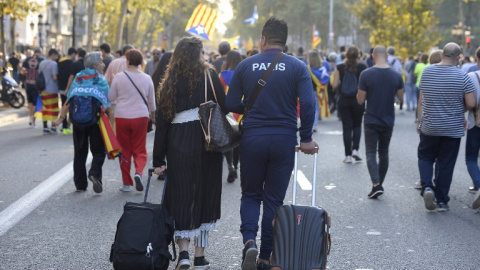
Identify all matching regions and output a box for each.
[38,14,44,50]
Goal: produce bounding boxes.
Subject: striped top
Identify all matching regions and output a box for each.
[419,65,475,138]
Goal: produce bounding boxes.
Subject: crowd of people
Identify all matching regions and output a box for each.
[4,15,480,270]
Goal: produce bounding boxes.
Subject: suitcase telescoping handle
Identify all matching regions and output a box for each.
[292,146,319,206]
[143,168,155,203]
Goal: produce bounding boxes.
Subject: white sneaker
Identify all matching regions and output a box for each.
[343,156,353,164]
[352,150,362,161]
[119,185,131,192]
[414,180,422,190]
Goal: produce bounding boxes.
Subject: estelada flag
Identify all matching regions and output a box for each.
[98,110,122,160]
[185,3,218,40]
[219,70,243,122]
[312,25,321,48]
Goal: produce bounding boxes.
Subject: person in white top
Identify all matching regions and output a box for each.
[108,49,156,192]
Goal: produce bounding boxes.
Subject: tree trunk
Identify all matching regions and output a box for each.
[9,19,16,54]
[131,9,141,48]
[72,4,76,48]
[114,0,129,50]
[86,0,95,51]
[1,14,6,68]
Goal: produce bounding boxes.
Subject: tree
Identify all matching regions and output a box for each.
[1,0,41,65]
[348,0,441,57]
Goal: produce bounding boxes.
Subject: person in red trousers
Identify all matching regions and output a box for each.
[108,49,156,192]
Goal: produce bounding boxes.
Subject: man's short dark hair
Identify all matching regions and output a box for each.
[116,50,122,56]
[297,46,304,55]
[261,17,288,46]
[387,46,395,55]
[476,47,480,60]
[122,44,134,56]
[48,49,59,56]
[283,45,289,53]
[77,48,87,58]
[100,43,111,54]
[218,41,231,56]
[67,47,77,56]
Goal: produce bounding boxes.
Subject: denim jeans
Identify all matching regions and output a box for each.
[364,124,393,185]
[418,133,461,203]
[466,127,480,188]
[339,96,365,156]
[404,82,416,111]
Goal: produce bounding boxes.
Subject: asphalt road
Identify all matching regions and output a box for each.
[0,110,479,270]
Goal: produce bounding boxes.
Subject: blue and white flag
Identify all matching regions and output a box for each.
[244,5,258,25]
[187,25,210,41]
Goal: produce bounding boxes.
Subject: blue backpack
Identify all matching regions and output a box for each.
[340,69,358,97]
[69,96,101,128]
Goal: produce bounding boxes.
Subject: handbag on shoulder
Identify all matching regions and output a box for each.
[198,69,241,152]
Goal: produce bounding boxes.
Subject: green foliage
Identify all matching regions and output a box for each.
[349,0,441,57]
[2,0,42,21]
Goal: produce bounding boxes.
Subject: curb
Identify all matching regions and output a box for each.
[0,108,29,126]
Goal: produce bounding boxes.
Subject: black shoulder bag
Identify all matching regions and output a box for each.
[123,71,154,133]
[239,53,285,131]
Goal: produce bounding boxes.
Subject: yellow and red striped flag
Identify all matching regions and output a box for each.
[185,3,218,40]
[312,25,321,48]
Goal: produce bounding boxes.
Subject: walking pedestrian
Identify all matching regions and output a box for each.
[53,51,110,193]
[212,41,231,73]
[144,48,162,76]
[225,17,317,270]
[404,55,417,111]
[21,48,44,127]
[219,50,243,183]
[57,47,77,135]
[417,42,476,212]
[38,49,60,135]
[108,49,156,192]
[413,53,428,121]
[308,50,331,131]
[100,43,114,72]
[153,36,226,270]
[105,44,134,85]
[356,46,404,198]
[464,47,480,209]
[7,51,20,83]
[332,45,368,163]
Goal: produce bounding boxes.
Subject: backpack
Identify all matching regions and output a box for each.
[340,68,358,97]
[35,72,46,91]
[69,96,101,128]
[109,202,176,270]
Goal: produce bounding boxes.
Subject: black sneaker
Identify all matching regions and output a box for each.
[436,202,449,212]
[242,240,258,270]
[88,175,103,194]
[43,128,51,135]
[134,173,144,191]
[423,187,436,211]
[193,256,210,270]
[472,189,480,210]
[227,168,236,183]
[176,251,190,270]
[367,185,384,199]
[469,186,479,194]
[257,262,272,270]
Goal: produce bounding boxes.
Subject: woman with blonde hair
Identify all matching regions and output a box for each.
[153,36,226,270]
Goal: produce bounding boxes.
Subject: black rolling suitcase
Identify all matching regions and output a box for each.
[271,147,331,270]
[110,169,176,270]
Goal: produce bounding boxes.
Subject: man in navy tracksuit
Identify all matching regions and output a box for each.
[226,17,317,270]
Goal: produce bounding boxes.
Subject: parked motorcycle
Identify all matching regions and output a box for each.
[0,69,25,109]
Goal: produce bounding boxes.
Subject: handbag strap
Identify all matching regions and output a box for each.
[244,53,285,117]
[124,71,149,110]
[204,69,218,103]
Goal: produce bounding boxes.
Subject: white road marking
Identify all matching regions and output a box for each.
[0,154,92,236]
[296,170,312,190]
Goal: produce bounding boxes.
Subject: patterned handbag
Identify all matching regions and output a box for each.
[198,69,241,152]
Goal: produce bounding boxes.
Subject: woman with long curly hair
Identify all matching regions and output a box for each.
[332,45,368,163]
[152,36,227,270]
